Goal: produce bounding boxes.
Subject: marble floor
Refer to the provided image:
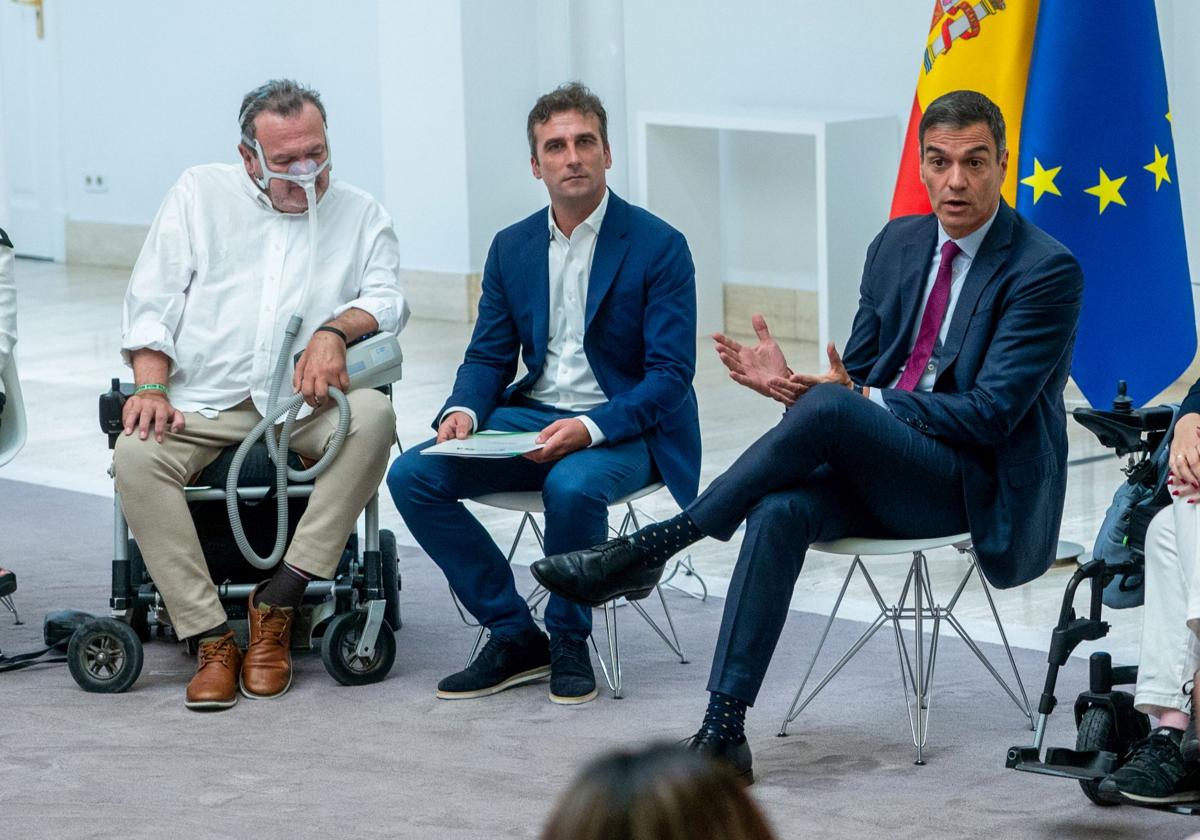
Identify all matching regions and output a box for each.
[2,256,1186,669]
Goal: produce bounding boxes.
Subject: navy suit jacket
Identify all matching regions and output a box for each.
[437,191,701,508]
[842,201,1084,588]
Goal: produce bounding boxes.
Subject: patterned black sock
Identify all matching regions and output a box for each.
[256,562,312,610]
[195,621,232,644]
[630,512,703,564]
[702,691,748,743]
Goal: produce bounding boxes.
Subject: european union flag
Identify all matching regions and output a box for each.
[1016,0,1195,407]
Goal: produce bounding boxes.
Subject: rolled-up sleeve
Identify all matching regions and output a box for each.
[332,206,410,335]
[121,179,196,371]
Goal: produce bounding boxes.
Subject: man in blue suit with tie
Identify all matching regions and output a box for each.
[534,90,1084,778]
[387,83,699,705]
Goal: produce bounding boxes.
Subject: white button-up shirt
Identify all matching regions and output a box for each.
[446,190,610,445]
[872,203,998,405]
[122,164,409,416]
[525,189,610,444]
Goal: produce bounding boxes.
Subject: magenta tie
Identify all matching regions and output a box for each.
[895,239,962,392]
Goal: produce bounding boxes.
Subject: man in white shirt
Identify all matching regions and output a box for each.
[386,82,700,705]
[115,79,409,711]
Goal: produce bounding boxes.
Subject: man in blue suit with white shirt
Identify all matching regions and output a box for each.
[534,90,1084,779]
[387,82,699,705]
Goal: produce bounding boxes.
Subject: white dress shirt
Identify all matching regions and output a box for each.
[871,203,999,407]
[526,189,610,444]
[0,237,15,394]
[122,164,409,417]
[447,190,611,445]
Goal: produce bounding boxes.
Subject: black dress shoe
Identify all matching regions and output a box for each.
[549,635,597,705]
[436,627,550,699]
[530,538,666,607]
[686,726,754,784]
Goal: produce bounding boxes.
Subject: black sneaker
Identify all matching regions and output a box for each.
[436,628,550,699]
[549,635,597,705]
[1097,727,1200,804]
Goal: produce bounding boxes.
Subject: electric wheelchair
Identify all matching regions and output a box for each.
[1005,381,1197,814]
[64,379,401,694]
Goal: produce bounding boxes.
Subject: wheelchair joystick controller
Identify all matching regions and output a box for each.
[98,378,130,449]
[1112,380,1133,415]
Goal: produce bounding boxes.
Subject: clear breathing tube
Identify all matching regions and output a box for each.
[226,154,353,570]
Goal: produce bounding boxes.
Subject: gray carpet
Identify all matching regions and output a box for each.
[0,478,1191,840]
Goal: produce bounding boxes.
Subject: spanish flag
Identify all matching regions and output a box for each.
[892,0,1195,407]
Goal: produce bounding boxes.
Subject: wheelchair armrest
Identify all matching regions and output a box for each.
[1071,405,1175,456]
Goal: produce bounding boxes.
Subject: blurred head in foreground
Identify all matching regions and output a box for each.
[541,744,777,840]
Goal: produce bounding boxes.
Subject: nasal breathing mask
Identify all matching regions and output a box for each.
[248,138,331,197]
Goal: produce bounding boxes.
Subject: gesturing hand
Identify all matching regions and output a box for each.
[1170,413,1200,500]
[712,315,792,400]
[122,391,185,443]
[524,418,592,464]
[767,343,853,407]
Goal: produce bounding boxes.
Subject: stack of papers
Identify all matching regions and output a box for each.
[420,430,545,458]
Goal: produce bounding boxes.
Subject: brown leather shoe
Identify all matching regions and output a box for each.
[185,631,243,711]
[241,587,295,699]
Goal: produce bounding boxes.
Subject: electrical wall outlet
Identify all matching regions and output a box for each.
[84,174,108,193]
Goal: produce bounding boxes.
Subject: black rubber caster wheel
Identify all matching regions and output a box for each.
[321,610,395,686]
[380,529,401,631]
[67,617,143,693]
[1076,705,1121,806]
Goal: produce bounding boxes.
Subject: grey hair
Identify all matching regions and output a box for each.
[919,89,1006,156]
[526,81,608,158]
[238,79,327,146]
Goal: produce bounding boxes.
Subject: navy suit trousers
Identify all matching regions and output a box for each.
[688,384,970,704]
[387,403,655,641]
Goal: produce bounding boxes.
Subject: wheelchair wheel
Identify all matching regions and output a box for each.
[321,610,395,686]
[381,529,401,631]
[1076,705,1121,806]
[67,618,143,694]
[126,541,152,642]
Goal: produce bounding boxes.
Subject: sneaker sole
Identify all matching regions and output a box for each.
[185,696,238,711]
[549,687,598,705]
[239,668,294,700]
[1120,790,1200,804]
[436,665,551,700]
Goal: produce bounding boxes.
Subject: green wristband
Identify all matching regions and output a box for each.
[134,383,169,397]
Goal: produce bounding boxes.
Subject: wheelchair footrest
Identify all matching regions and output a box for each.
[1006,746,1116,781]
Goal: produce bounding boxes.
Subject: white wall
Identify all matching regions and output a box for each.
[377,1,472,274]
[55,0,385,227]
[1,0,1196,293]
[461,0,546,269]
[622,0,929,292]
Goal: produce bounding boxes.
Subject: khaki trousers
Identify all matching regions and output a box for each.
[112,390,395,639]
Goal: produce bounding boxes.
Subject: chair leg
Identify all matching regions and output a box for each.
[943,548,1034,726]
[466,626,486,667]
[779,557,891,734]
[627,586,687,663]
[591,600,623,698]
[0,595,19,625]
[913,551,927,765]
